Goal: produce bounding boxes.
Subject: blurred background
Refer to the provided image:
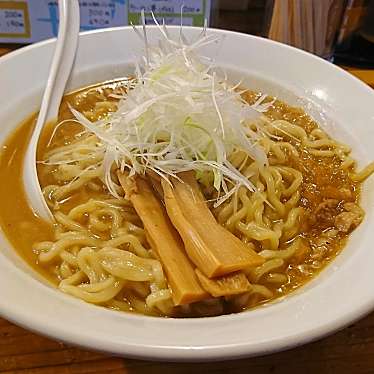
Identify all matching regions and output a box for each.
[0,0,373,67]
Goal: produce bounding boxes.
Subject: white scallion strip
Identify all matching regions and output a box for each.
[52,17,271,206]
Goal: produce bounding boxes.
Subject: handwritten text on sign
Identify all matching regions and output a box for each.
[0,8,26,35]
[129,0,204,14]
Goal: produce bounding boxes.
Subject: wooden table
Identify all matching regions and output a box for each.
[2,312,374,373]
[1,45,374,374]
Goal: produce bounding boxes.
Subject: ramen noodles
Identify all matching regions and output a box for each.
[0,78,372,317]
[0,25,373,317]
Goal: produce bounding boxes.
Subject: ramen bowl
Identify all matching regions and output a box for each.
[0,26,374,361]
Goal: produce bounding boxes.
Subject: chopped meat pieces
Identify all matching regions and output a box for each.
[334,203,364,233]
[310,199,339,228]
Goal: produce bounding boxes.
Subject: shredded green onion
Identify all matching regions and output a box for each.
[68,16,270,205]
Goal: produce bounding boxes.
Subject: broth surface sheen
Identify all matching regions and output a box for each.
[0,79,364,317]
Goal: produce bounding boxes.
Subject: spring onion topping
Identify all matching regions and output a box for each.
[67,15,270,204]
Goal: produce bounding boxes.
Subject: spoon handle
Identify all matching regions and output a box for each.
[34,0,80,139]
[47,0,81,121]
[24,0,80,222]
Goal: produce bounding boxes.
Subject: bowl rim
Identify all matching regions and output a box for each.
[1,25,374,362]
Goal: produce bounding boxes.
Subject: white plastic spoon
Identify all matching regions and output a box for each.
[23,0,80,222]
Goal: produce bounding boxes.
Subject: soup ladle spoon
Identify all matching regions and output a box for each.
[23,0,80,223]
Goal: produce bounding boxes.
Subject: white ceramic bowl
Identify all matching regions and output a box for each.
[0,27,374,362]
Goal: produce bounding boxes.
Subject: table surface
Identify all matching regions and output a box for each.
[1,45,374,374]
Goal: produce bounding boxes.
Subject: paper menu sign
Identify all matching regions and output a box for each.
[128,0,210,26]
[0,1,30,39]
[0,0,128,43]
[129,0,204,12]
[0,0,211,43]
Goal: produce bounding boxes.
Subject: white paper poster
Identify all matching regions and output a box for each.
[0,0,211,43]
